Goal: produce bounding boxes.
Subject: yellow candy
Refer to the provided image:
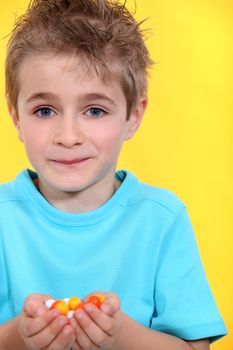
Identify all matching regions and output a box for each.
[68,296,82,310]
[51,300,69,315]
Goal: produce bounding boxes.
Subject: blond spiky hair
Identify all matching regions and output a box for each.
[5,0,153,118]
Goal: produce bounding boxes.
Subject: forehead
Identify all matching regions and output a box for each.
[17,53,126,103]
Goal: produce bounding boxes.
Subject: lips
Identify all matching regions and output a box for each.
[51,158,89,165]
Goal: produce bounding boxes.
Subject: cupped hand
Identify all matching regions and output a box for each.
[70,292,121,350]
[18,293,75,350]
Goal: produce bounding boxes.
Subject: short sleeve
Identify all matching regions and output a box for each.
[151,206,227,343]
[0,231,11,324]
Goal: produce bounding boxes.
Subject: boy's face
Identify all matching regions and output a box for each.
[9,54,146,201]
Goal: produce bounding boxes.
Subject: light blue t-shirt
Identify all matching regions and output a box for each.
[0,169,227,343]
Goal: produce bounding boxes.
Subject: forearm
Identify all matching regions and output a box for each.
[112,312,203,350]
[0,316,27,350]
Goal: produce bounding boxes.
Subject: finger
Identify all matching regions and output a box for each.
[100,295,121,316]
[71,316,99,350]
[71,342,82,350]
[26,316,71,349]
[71,338,82,350]
[83,303,117,336]
[83,292,120,316]
[74,309,111,349]
[46,324,75,350]
[21,309,60,337]
[24,293,52,317]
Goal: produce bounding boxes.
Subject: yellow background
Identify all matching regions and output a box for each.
[0,1,232,348]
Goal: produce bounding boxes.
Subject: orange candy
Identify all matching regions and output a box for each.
[75,301,85,310]
[95,294,106,304]
[51,300,69,316]
[46,294,106,317]
[87,294,106,308]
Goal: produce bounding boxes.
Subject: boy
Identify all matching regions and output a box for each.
[0,0,227,349]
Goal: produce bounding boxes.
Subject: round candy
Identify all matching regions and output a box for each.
[63,298,70,305]
[68,296,82,310]
[51,300,69,316]
[87,295,103,308]
[45,299,56,309]
[75,301,85,310]
[67,310,74,319]
[45,293,105,317]
[95,294,106,304]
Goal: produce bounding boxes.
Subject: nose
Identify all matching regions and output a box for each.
[53,116,84,148]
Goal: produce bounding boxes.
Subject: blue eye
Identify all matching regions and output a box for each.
[86,107,106,118]
[35,107,55,118]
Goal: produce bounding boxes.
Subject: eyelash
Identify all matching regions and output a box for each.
[33,107,107,119]
[85,107,107,118]
[34,107,55,118]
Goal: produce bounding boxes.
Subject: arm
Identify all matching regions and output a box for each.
[0,317,27,350]
[112,311,210,350]
[71,293,209,350]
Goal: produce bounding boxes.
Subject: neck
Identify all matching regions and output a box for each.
[33,174,121,213]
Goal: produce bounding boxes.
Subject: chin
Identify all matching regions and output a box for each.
[53,183,86,193]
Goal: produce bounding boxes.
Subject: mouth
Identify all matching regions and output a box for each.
[51,158,90,166]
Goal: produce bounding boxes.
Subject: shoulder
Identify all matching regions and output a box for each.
[121,171,186,217]
[139,183,185,215]
[0,175,26,207]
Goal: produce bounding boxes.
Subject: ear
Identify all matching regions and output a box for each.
[6,96,23,142]
[125,96,148,140]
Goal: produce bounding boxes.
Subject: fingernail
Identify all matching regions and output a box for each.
[76,310,84,319]
[51,309,60,317]
[84,303,94,312]
[58,318,67,326]
[36,308,46,316]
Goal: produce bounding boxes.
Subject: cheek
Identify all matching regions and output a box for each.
[94,126,126,156]
[21,124,48,158]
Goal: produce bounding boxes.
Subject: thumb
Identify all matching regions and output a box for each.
[23,293,53,317]
[100,295,121,316]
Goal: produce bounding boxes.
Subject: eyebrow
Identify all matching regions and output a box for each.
[26,92,117,107]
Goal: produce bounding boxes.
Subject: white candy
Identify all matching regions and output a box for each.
[63,298,70,305]
[45,299,55,309]
[67,310,74,319]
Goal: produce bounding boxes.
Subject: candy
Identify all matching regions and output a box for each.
[63,297,70,304]
[45,299,56,309]
[68,296,82,310]
[67,310,74,319]
[94,294,106,304]
[75,301,85,310]
[44,294,106,318]
[51,300,69,316]
[87,295,102,308]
